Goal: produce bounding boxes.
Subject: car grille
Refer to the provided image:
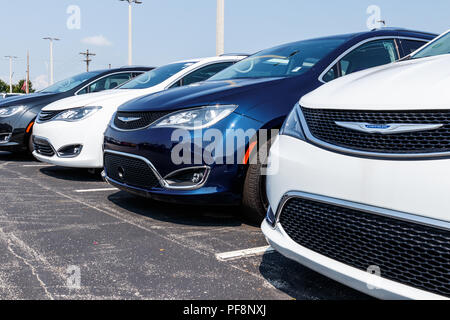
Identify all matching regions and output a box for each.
[33,137,55,157]
[38,110,62,122]
[279,197,450,297]
[104,152,160,189]
[113,111,172,130]
[301,107,450,155]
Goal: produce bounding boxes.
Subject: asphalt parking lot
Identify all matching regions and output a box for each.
[0,151,369,300]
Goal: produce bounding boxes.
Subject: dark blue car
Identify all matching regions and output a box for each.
[103,28,435,222]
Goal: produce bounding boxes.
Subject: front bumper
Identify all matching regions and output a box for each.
[267,135,450,222]
[264,135,450,299]
[261,220,445,300]
[31,115,106,168]
[0,121,28,152]
[103,112,261,205]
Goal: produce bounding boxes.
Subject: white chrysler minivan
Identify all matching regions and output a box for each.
[262,30,450,299]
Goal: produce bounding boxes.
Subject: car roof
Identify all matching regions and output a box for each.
[174,55,247,63]
[93,66,154,75]
[269,28,437,52]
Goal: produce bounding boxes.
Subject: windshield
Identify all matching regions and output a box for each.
[412,31,450,59]
[119,61,197,89]
[40,71,102,93]
[209,38,346,81]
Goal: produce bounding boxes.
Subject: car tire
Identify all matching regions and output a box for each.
[28,135,34,154]
[242,139,272,223]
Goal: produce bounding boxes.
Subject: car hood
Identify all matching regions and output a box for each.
[301,54,450,110]
[117,77,300,115]
[42,89,147,111]
[0,92,60,108]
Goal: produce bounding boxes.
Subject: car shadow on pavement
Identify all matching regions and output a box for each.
[107,191,244,228]
[0,151,36,162]
[259,252,373,300]
[39,166,103,182]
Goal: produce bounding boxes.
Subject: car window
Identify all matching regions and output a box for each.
[209,38,347,81]
[119,62,197,90]
[323,39,399,82]
[400,39,427,55]
[40,71,102,93]
[171,62,235,88]
[412,31,450,59]
[85,73,133,94]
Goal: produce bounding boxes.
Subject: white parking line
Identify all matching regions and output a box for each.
[216,246,275,261]
[23,164,53,167]
[75,188,118,193]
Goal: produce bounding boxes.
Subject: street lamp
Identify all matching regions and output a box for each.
[216,0,225,56]
[43,37,60,85]
[119,0,142,65]
[4,56,18,93]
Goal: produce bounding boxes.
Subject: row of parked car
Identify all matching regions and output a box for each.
[0,27,449,299]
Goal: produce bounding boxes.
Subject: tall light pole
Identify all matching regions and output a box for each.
[43,37,60,85]
[216,0,225,56]
[120,0,142,66]
[4,56,18,93]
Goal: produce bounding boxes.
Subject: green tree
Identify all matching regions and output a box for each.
[12,79,35,93]
[0,79,9,93]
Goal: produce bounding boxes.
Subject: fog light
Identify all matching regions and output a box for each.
[0,133,11,144]
[164,167,210,189]
[192,172,204,184]
[57,144,83,158]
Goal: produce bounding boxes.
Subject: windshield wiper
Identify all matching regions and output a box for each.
[288,50,300,58]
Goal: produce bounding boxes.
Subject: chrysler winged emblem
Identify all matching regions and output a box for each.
[335,122,443,134]
[118,116,141,123]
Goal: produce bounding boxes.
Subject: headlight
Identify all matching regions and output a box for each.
[53,106,102,122]
[151,105,237,130]
[0,105,25,118]
[279,103,306,141]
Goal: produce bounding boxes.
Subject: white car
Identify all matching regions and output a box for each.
[32,55,246,168]
[262,31,450,299]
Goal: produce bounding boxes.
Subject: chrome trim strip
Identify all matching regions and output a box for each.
[56,144,83,158]
[35,110,63,124]
[274,191,450,231]
[318,36,429,84]
[110,113,166,132]
[163,166,211,190]
[334,122,443,134]
[299,108,450,159]
[105,150,166,187]
[104,150,211,190]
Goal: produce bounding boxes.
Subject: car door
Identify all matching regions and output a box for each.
[322,39,400,83]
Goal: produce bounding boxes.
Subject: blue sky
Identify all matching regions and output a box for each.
[0,0,448,90]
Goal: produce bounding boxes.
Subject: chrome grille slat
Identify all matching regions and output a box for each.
[301,107,450,156]
[113,111,172,131]
[38,110,63,122]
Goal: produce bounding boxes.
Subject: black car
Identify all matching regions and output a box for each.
[0,66,152,153]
